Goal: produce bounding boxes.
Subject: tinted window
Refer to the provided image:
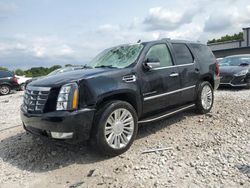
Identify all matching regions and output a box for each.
[172,43,193,65]
[190,44,215,64]
[146,44,173,68]
[0,71,13,78]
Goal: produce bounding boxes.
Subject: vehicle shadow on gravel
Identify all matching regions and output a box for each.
[0,132,108,173]
[0,110,198,173]
[217,86,249,91]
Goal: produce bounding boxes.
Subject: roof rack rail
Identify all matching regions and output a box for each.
[161,38,171,40]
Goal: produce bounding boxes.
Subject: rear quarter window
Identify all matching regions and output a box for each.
[190,44,215,64]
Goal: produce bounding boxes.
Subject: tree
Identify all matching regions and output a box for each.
[207,32,243,44]
[0,67,8,71]
[15,69,25,76]
[49,65,62,72]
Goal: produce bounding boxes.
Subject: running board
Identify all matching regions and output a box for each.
[138,104,196,124]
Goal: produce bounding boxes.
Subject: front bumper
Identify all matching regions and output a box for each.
[219,74,250,87]
[21,107,95,142]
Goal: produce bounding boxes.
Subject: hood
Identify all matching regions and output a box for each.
[29,68,116,88]
[219,66,249,75]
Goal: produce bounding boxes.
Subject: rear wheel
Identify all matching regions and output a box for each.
[246,82,250,89]
[195,81,214,114]
[0,85,11,95]
[20,83,25,91]
[91,100,138,156]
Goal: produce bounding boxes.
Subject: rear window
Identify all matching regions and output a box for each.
[172,43,193,65]
[0,70,13,78]
[190,44,215,64]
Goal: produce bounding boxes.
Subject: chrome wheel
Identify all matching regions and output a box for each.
[201,85,212,110]
[104,108,134,149]
[0,85,10,95]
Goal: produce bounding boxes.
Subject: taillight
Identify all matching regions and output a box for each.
[13,76,18,84]
[215,61,220,77]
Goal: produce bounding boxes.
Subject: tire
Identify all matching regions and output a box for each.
[20,83,25,91]
[246,83,250,89]
[0,85,11,95]
[195,81,214,114]
[91,100,138,156]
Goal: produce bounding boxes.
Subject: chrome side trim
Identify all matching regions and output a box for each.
[152,63,195,70]
[26,86,51,92]
[122,75,137,83]
[138,104,195,123]
[144,85,196,101]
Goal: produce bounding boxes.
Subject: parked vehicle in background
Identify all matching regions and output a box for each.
[21,39,220,156]
[219,54,250,88]
[0,70,19,95]
[15,75,32,91]
[216,58,223,63]
[25,66,85,89]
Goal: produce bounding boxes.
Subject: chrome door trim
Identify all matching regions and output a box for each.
[143,85,196,101]
[138,104,195,123]
[152,63,195,71]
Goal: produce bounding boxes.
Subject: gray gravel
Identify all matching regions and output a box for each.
[0,89,249,188]
[0,91,23,131]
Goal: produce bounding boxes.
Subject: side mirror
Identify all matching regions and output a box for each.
[143,58,161,70]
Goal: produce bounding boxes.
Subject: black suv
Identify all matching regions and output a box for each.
[21,39,220,156]
[0,70,19,95]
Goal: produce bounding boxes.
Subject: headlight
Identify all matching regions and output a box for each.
[234,69,248,76]
[56,83,79,111]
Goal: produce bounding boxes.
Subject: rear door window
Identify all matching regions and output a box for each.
[172,43,194,65]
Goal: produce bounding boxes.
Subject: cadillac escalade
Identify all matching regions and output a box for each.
[21,39,220,156]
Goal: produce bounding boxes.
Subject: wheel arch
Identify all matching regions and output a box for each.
[96,91,142,117]
[200,74,214,89]
[0,82,12,87]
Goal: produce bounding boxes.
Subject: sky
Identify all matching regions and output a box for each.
[1,0,250,70]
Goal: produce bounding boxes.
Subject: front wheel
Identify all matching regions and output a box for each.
[195,81,214,114]
[0,85,11,95]
[92,100,138,156]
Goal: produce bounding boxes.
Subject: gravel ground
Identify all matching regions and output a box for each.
[0,89,249,188]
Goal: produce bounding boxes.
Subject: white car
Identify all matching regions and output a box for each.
[15,75,32,91]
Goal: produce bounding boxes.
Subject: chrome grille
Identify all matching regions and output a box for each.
[23,86,51,114]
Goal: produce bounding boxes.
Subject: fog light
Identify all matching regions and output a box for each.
[51,132,73,139]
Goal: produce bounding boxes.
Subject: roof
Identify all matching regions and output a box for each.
[142,39,203,45]
[243,27,250,30]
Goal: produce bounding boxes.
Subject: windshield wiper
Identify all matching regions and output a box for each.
[95,65,115,68]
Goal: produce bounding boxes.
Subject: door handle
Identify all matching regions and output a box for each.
[169,73,179,77]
